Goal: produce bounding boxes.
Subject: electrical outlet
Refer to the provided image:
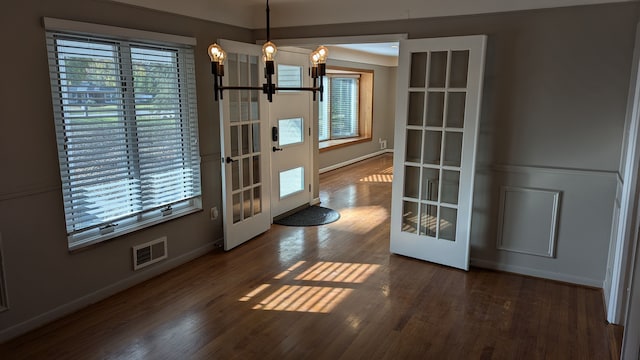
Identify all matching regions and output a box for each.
[210,206,219,220]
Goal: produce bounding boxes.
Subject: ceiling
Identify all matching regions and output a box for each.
[111,0,634,29]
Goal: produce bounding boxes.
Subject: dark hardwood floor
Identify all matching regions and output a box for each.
[0,154,616,359]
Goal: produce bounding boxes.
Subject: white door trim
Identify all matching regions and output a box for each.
[609,22,640,325]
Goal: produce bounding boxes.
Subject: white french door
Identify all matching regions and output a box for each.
[270,49,313,218]
[390,36,487,270]
[219,40,271,250]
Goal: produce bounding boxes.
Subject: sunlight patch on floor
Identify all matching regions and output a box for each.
[240,261,380,313]
[331,206,388,234]
[295,261,380,283]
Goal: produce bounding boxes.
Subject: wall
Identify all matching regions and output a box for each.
[262,2,639,286]
[316,59,396,172]
[0,0,251,340]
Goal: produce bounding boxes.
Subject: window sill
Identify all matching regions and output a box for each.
[319,136,372,152]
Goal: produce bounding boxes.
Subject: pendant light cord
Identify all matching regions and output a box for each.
[266,0,271,42]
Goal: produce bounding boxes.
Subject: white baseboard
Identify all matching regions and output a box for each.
[310,197,321,206]
[0,241,217,342]
[319,149,393,174]
[470,258,603,288]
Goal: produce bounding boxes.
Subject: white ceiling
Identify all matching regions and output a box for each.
[111,0,635,29]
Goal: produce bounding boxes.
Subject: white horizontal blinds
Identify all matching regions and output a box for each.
[329,75,359,139]
[46,31,201,241]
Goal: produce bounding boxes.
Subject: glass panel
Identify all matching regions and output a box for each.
[231,160,240,191]
[422,131,442,165]
[280,167,304,198]
[421,168,439,202]
[242,157,250,187]
[253,187,262,215]
[233,193,241,223]
[429,51,448,88]
[239,54,249,85]
[230,126,239,157]
[241,124,249,155]
[440,207,457,241]
[419,204,437,237]
[252,123,260,153]
[250,90,259,121]
[250,55,259,121]
[443,132,463,167]
[426,92,445,127]
[449,50,469,88]
[253,155,261,185]
[441,170,460,204]
[408,92,425,126]
[242,190,253,219]
[446,92,466,128]
[410,52,427,88]
[405,130,423,163]
[240,90,250,121]
[403,166,420,199]
[402,201,419,234]
[279,117,303,146]
[243,189,252,219]
[228,54,239,122]
[277,64,303,89]
[250,56,259,87]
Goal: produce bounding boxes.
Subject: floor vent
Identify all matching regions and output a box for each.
[133,237,168,271]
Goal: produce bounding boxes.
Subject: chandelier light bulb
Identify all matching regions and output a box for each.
[208,43,226,64]
[315,46,329,63]
[310,51,321,65]
[262,41,278,62]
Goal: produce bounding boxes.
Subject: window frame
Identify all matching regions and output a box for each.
[318,66,374,152]
[44,18,202,250]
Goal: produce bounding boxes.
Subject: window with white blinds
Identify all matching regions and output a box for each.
[319,74,360,141]
[46,30,201,249]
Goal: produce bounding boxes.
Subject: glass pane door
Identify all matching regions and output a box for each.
[390,36,486,270]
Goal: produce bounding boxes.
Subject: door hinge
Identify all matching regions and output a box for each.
[309,184,311,192]
[309,127,311,136]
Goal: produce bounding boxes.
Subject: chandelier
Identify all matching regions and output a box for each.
[208,0,328,102]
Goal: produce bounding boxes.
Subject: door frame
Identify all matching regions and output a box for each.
[260,34,409,205]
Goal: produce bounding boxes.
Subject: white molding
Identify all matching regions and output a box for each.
[310,197,321,206]
[43,17,196,46]
[471,258,602,288]
[0,242,216,342]
[319,150,391,174]
[490,164,619,179]
[496,186,560,258]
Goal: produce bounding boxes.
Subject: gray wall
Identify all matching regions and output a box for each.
[262,3,639,286]
[0,0,251,340]
[317,59,396,170]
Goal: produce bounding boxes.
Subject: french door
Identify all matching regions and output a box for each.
[390,36,487,270]
[219,40,271,250]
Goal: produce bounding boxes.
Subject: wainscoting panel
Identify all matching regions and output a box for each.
[497,186,560,258]
[470,165,618,287]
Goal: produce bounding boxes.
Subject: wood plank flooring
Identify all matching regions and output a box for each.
[0,154,616,359]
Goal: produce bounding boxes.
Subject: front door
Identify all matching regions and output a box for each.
[270,49,313,218]
[219,40,271,250]
[389,36,487,270]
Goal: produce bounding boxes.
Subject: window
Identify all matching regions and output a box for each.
[46,25,201,249]
[318,67,373,151]
[319,75,360,141]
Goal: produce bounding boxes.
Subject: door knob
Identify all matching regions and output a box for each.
[272,146,283,152]
[225,156,237,163]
